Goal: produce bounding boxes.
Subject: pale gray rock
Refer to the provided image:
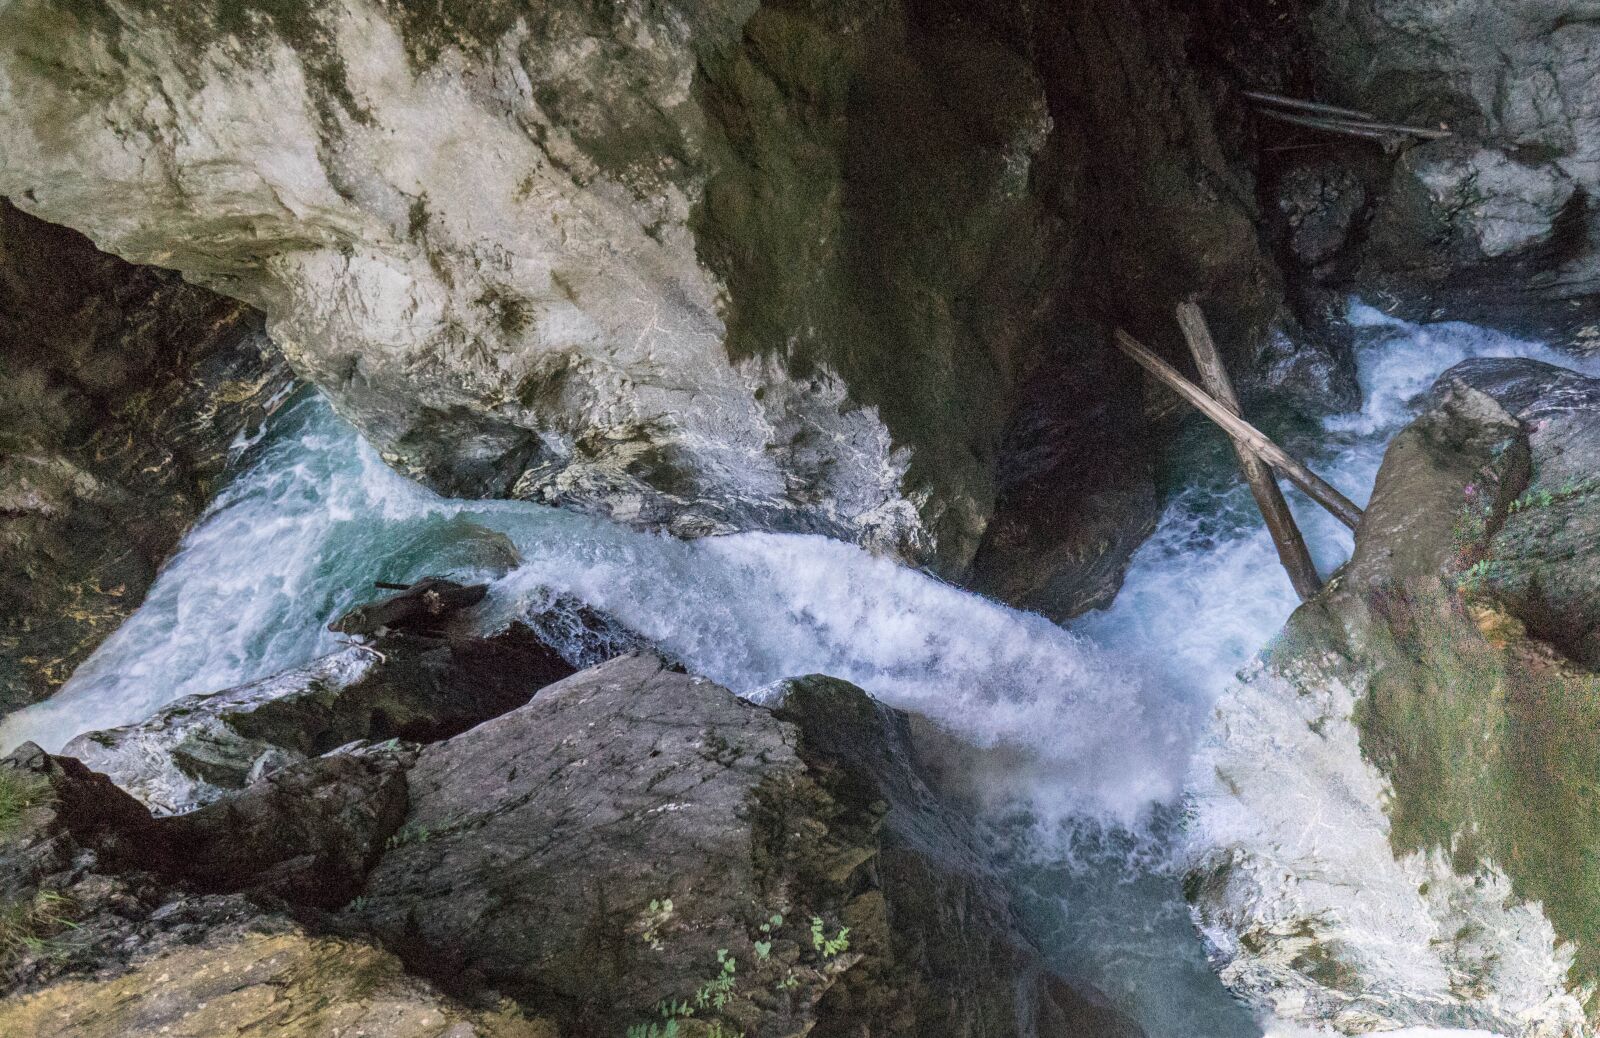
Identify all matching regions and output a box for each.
[0,0,1286,592]
[65,624,576,813]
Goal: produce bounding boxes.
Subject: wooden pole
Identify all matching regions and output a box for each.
[1111,328,1364,531]
[1254,107,1453,145]
[1176,303,1322,601]
[1240,90,1375,121]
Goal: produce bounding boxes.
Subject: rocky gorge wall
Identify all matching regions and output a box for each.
[1263,0,1600,346]
[0,201,291,715]
[0,0,1289,617]
[1187,358,1600,1035]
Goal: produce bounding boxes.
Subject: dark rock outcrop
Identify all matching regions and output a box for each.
[0,202,293,715]
[772,674,1143,1038]
[0,744,544,1035]
[1,650,1142,1036]
[158,746,413,910]
[66,623,577,813]
[351,652,1142,1036]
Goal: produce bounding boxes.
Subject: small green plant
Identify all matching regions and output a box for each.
[1507,476,1600,515]
[642,898,675,951]
[810,917,850,959]
[385,823,433,850]
[754,912,781,962]
[694,949,738,1011]
[1508,488,1555,513]
[625,902,849,1036]
[1456,558,1501,593]
[0,890,78,966]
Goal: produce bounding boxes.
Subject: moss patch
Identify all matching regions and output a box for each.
[1355,584,1600,1002]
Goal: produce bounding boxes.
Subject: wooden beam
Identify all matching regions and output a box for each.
[1254,106,1453,144]
[1241,89,1375,121]
[1176,303,1323,601]
[1112,328,1364,531]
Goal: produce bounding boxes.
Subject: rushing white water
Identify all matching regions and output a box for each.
[2,301,1589,1037]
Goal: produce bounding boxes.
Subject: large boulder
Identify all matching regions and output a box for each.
[1187,358,1600,1035]
[0,647,1142,1036]
[353,652,1142,1037]
[0,201,292,715]
[0,0,1282,598]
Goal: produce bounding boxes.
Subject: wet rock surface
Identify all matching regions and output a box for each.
[0,202,293,716]
[1304,1,1600,342]
[771,674,1144,1038]
[66,623,576,813]
[1187,357,1600,1035]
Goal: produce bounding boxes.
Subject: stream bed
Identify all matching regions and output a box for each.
[4,302,1589,1037]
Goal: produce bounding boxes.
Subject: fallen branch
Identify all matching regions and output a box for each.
[1255,107,1452,147]
[1241,89,1375,121]
[1176,303,1323,601]
[1112,328,1364,531]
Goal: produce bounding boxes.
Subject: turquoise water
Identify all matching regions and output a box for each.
[4,303,1587,1036]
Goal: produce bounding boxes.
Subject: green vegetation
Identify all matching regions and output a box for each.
[384,823,433,850]
[625,900,852,1038]
[0,890,78,971]
[0,768,49,840]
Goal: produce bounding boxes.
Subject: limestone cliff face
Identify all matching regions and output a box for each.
[0,0,1281,588]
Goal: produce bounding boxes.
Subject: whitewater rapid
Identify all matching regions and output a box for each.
[3,302,1587,1037]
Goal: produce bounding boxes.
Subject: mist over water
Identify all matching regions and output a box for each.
[2,301,1589,1037]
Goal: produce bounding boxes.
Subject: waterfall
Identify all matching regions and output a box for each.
[4,301,1591,1037]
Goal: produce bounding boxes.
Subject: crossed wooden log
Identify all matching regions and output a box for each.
[1113,305,1365,601]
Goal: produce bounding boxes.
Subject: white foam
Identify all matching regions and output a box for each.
[5,300,1593,1036]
